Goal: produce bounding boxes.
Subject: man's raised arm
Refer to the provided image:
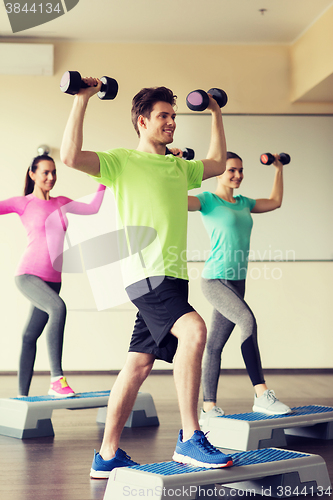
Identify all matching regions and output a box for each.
[201,95,227,180]
[60,77,101,176]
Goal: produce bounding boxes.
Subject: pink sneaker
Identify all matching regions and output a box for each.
[48,377,75,398]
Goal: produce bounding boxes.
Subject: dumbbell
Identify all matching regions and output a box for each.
[165,147,195,160]
[186,88,228,112]
[260,153,291,165]
[60,71,118,101]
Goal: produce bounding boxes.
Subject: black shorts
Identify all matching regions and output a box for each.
[125,276,195,363]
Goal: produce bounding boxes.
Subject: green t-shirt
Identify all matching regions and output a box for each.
[197,192,256,280]
[92,148,203,287]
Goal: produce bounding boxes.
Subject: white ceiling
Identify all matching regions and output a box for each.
[1,0,333,44]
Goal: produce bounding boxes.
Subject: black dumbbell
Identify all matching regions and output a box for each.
[186,88,228,112]
[165,147,195,160]
[60,71,118,101]
[260,153,291,165]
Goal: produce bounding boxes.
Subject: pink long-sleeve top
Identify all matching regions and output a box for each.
[0,184,106,282]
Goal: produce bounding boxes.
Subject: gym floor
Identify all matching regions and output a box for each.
[0,371,332,500]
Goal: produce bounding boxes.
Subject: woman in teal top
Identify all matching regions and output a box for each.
[188,151,291,418]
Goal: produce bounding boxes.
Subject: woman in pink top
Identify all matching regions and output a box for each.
[0,155,105,397]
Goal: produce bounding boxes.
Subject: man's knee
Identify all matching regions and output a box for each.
[139,359,154,379]
[173,312,207,349]
[193,319,207,349]
[124,352,155,381]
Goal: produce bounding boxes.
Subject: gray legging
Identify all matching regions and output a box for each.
[201,277,265,403]
[15,274,67,396]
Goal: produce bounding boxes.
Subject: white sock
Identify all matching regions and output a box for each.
[51,376,63,383]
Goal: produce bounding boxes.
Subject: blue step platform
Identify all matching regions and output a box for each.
[103,448,331,499]
[200,405,333,451]
[0,391,158,439]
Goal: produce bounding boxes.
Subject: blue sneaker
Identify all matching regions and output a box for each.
[90,449,139,479]
[172,430,233,469]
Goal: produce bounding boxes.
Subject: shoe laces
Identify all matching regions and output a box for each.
[118,449,137,465]
[266,390,277,402]
[60,377,69,388]
[195,431,219,455]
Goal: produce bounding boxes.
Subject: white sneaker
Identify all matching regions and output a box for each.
[253,390,291,415]
[199,406,225,426]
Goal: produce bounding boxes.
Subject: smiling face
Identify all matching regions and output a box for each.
[139,101,176,146]
[218,157,244,189]
[29,160,57,193]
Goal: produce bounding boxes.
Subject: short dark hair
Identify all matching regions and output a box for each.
[131,86,177,137]
[227,151,242,162]
[24,155,55,196]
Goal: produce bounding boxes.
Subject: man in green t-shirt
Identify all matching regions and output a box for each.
[61,81,233,475]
